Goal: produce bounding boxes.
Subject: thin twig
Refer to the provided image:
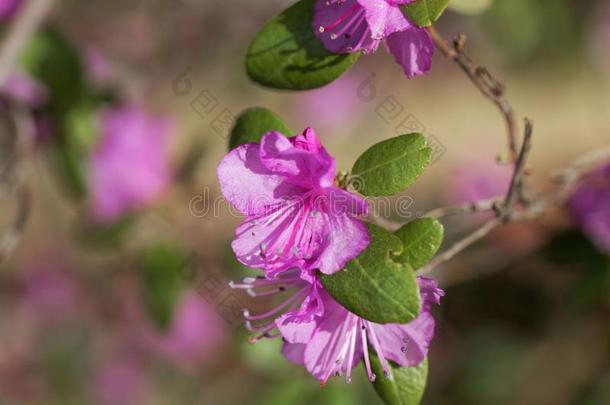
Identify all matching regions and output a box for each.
[419,218,502,275]
[427,26,519,161]
[425,196,502,219]
[0,0,55,87]
[501,119,533,219]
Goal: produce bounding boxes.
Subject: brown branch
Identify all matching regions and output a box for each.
[419,218,502,276]
[425,196,502,219]
[427,26,519,162]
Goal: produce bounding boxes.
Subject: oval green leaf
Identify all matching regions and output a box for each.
[371,356,428,405]
[320,224,421,324]
[229,107,292,150]
[402,0,450,27]
[351,133,431,197]
[393,218,444,269]
[246,0,360,90]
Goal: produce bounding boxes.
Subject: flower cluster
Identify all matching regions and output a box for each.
[219,128,443,382]
[313,0,434,78]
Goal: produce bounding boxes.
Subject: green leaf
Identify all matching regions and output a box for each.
[320,224,421,324]
[246,0,360,90]
[402,0,450,27]
[393,218,444,270]
[20,27,85,116]
[138,244,187,330]
[371,357,428,405]
[448,0,492,15]
[351,133,431,197]
[229,107,292,150]
[75,216,135,250]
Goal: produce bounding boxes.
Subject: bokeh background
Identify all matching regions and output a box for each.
[0,0,609,404]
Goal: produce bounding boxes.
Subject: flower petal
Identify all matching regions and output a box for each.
[384,27,434,78]
[357,0,410,39]
[217,142,298,216]
[260,129,336,189]
[313,210,370,275]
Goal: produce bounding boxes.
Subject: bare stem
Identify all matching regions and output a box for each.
[419,218,502,276]
[427,26,519,162]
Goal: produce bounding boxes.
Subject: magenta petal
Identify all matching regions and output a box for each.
[384,27,434,78]
[231,203,328,276]
[357,0,410,39]
[217,143,298,216]
[313,211,370,275]
[313,0,381,54]
[282,342,306,365]
[260,129,336,189]
[275,284,324,343]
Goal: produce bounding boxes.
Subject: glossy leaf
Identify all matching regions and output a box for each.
[246,0,360,90]
[351,133,431,197]
[402,0,450,27]
[394,218,444,269]
[371,356,428,405]
[229,107,291,150]
[320,224,421,324]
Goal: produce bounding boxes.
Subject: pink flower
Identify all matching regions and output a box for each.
[569,162,610,253]
[446,157,513,205]
[313,0,434,78]
[3,71,48,107]
[91,355,148,405]
[89,104,174,224]
[217,128,369,278]
[232,272,444,383]
[0,0,20,21]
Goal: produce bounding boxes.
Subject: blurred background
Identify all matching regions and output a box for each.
[0,0,609,404]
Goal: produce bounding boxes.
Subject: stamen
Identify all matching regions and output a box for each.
[366,321,392,379]
[243,287,309,321]
[360,320,376,382]
[344,316,359,384]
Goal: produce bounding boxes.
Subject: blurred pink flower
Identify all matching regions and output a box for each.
[3,71,48,107]
[569,161,610,253]
[86,47,113,86]
[294,72,365,135]
[91,355,147,405]
[151,292,226,368]
[0,0,20,20]
[446,156,512,205]
[123,288,226,371]
[88,104,174,224]
[19,261,80,322]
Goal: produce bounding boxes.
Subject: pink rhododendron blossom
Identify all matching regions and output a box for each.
[447,157,513,204]
[232,271,444,383]
[91,355,148,405]
[150,292,226,368]
[282,276,443,383]
[294,71,366,135]
[313,0,434,78]
[3,71,48,107]
[569,162,610,253]
[0,0,20,20]
[217,128,370,278]
[89,105,174,223]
